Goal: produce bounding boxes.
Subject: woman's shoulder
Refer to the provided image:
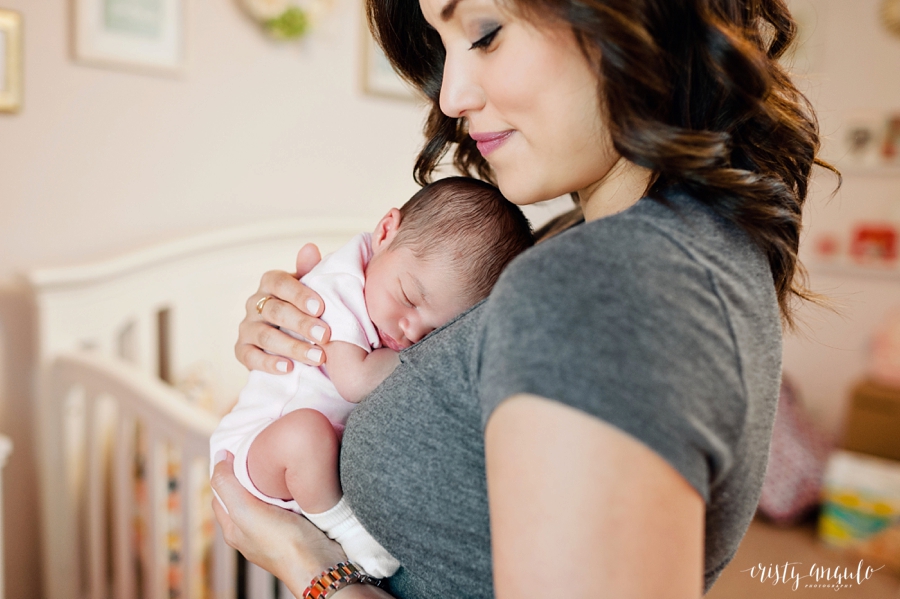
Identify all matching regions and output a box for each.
[493,191,775,317]
[478,189,782,430]
[520,192,761,264]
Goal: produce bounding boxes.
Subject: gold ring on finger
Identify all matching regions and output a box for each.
[256,296,272,315]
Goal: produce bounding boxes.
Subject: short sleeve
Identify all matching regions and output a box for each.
[300,234,380,351]
[306,271,376,350]
[477,218,748,501]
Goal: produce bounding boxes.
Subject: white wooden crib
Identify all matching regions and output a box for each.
[29,218,369,599]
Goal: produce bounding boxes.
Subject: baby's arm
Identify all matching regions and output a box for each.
[324,341,400,403]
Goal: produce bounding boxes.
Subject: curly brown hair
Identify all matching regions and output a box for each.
[366,0,838,329]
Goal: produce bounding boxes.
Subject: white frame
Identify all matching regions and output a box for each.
[74,0,185,75]
[0,9,22,113]
[360,20,417,101]
[837,111,900,174]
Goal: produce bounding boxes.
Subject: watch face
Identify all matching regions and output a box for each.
[883,0,900,36]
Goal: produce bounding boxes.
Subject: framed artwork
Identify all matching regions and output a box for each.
[839,112,900,172]
[360,23,417,101]
[781,1,825,75]
[74,0,185,75]
[0,9,22,113]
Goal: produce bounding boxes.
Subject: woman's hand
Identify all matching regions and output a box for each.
[236,243,332,374]
[211,452,347,592]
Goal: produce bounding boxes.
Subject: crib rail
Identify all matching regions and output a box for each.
[31,219,369,599]
[40,350,232,599]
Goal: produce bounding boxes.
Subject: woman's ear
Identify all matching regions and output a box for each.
[371,208,403,252]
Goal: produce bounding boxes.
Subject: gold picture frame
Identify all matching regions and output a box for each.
[0,9,22,113]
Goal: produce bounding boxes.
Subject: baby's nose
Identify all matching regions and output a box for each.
[401,320,431,345]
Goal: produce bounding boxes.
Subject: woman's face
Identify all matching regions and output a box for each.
[419,0,620,205]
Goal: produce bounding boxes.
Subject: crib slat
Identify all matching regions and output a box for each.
[66,383,88,599]
[0,435,12,599]
[147,431,163,599]
[181,449,195,599]
[213,508,237,599]
[43,353,240,599]
[113,412,137,599]
[86,395,105,599]
[184,444,215,599]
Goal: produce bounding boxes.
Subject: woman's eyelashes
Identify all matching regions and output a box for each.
[469,25,502,50]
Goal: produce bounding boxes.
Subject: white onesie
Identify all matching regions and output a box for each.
[210,233,381,512]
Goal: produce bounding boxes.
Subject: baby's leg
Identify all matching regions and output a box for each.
[247,409,341,513]
[247,409,400,578]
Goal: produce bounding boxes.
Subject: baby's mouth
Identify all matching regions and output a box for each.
[378,330,406,352]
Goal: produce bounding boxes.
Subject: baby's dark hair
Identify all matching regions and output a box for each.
[390,177,534,303]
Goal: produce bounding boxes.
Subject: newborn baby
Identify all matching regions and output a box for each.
[211,177,533,578]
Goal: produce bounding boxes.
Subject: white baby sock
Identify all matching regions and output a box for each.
[302,497,400,579]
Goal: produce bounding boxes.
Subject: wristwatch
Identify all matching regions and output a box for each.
[303,561,383,599]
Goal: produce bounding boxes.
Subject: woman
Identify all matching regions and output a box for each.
[212,0,832,596]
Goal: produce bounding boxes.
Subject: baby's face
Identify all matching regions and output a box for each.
[364,245,472,351]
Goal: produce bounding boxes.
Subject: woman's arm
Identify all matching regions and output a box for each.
[236,243,333,374]
[211,453,395,598]
[484,394,705,599]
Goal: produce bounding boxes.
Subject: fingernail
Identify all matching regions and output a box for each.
[214,449,228,464]
[276,361,289,373]
[306,299,321,315]
[307,348,323,363]
[310,325,326,342]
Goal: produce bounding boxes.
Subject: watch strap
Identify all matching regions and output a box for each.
[302,561,383,599]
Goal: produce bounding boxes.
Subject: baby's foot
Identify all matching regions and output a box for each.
[303,497,400,578]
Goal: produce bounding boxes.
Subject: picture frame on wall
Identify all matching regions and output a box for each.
[0,9,22,113]
[74,0,185,75]
[839,111,900,173]
[360,24,417,102]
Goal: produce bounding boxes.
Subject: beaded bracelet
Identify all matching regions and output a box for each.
[302,561,383,599]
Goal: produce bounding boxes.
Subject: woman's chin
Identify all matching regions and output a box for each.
[496,176,561,207]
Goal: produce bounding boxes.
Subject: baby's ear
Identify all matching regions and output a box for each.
[372,208,403,251]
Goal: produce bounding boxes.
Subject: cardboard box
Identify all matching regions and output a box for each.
[842,380,900,461]
[819,450,900,573]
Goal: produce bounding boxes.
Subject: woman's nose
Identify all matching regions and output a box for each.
[439,51,484,119]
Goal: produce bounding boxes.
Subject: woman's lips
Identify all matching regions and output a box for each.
[470,130,513,157]
[379,330,406,351]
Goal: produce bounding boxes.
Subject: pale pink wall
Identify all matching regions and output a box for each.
[0,0,428,278]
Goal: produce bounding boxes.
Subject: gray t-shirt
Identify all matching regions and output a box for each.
[341,191,781,598]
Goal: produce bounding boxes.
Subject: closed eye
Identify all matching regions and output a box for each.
[469,25,501,51]
[400,284,415,309]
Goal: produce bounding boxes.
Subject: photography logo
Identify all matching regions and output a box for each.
[741,559,884,591]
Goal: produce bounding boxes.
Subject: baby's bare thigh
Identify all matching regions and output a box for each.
[247,409,339,500]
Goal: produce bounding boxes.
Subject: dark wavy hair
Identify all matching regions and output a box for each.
[390,176,534,303]
[366,0,837,329]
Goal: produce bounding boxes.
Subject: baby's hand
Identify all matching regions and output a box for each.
[324,343,400,403]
